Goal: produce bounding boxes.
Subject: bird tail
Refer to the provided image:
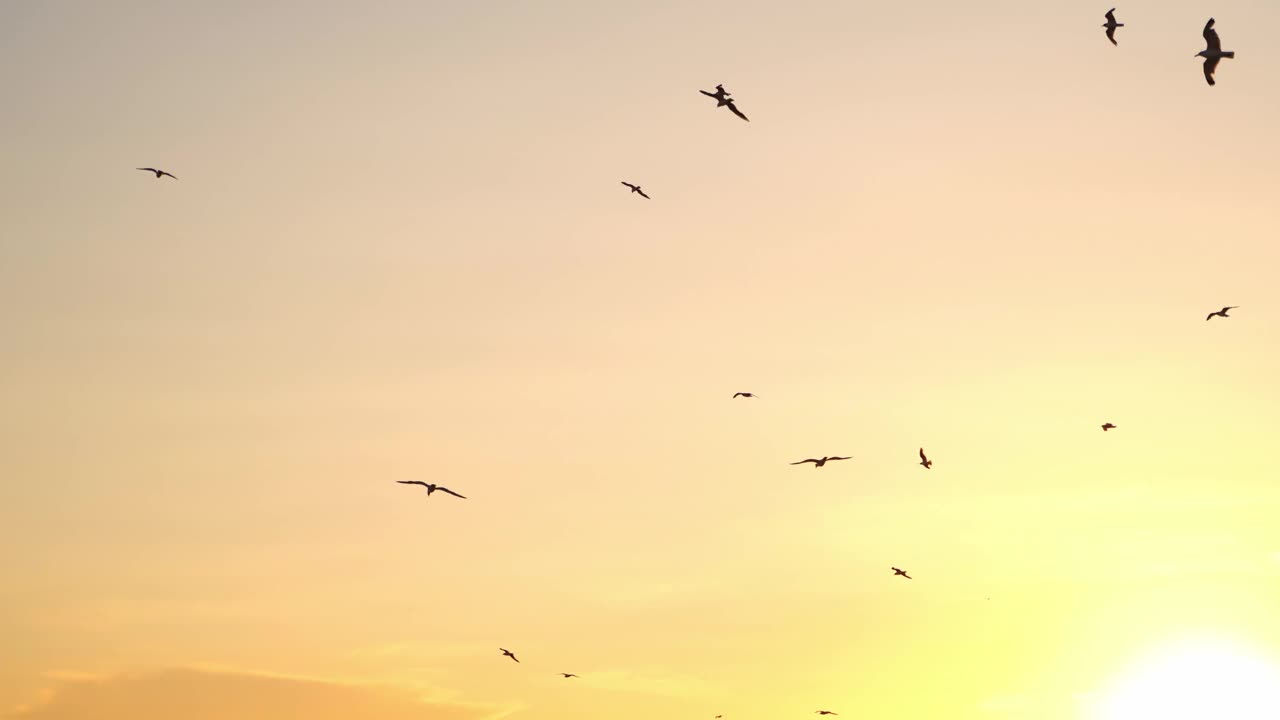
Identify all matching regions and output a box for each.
[1222,51,1235,58]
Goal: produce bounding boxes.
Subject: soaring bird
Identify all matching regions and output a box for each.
[620,181,650,199]
[500,648,519,663]
[790,456,852,468]
[1102,423,1117,431]
[136,167,177,179]
[918,448,933,469]
[1103,8,1124,45]
[892,567,912,579]
[1206,306,1238,321]
[395,481,466,499]
[1197,18,1235,86]
[700,84,749,122]
[732,392,756,398]
[559,673,579,678]
[815,711,838,716]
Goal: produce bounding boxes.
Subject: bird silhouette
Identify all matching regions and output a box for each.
[815,711,838,716]
[1102,423,1117,431]
[395,481,466,499]
[892,567,912,579]
[1197,18,1235,86]
[1103,8,1124,45]
[918,448,933,469]
[136,167,177,179]
[700,84,749,122]
[732,392,756,398]
[1206,306,1238,321]
[559,673,579,678]
[500,648,519,663]
[790,456,852,468]
[620,181,650,199]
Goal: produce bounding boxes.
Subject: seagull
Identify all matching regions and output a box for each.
[395,481,466,499]
[1197,18,1235,86]
[1206,306,1238,321]
[815,711,839,716]
[500,648,520,663]
[918,448,933,469]
[136,167,177,179]
[620,181,650,199]
[559,673,579,678]
[892,567,912,579]
[699,84,749,122]
[1103,8,1124,46]
[1102,423,1117,431]
[731,392,756,398]
[790,456,852,468]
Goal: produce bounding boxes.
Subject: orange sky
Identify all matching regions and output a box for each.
[3,1,1280,719]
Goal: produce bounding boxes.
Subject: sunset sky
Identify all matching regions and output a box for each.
[4,1,1280,718]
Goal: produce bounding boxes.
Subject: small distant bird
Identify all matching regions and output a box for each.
[136,167,177,179]
[1197,18,1235,86]
[395,481,466,498]
[621,181,650,199]
[1103,8,1124,45]
[699,84,749,122]
[732,392,756,398]
[918,448,933,469]
[790,456,852,468]
[559,673,579,678]
[500,648,519,663]
[892,567,912,579]
[1206,306,1238,321]
[1102,423,1117,431]
[815,711,838,716]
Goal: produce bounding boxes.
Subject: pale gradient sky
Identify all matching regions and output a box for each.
[4,1,1280,719]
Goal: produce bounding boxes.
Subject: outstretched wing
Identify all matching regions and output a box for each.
[621,181,635,190]
[1204,57,1219,85]
[396,480,430,487]
[637,189,650,199]
[136,167,156,173]
[918,448,928,461]
[159,171,178,179]
[438,486,467,499]
[1204,18,1221,52]
[1106,26,1117,44]
[726,101,749,122]
[790,459,819,465]
[828,456,851,461]
[1105,8,1116,23]
[699,89,717,99]
[1224,306,1238,311]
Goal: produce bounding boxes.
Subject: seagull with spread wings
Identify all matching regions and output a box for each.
[1102,423,1117,431]
[500,648,520,663]
[892,567,912,579]
[620,181,650,199]
[918,448,933,469]
[559,672,579,678]
[790,456,851,468]
[1103,8,1124,46]
[815,711,838,716]
[731,392,756,398]
[1206,306,1238,321]
[395,481,466,499]
[700,84,749,122]
[136,167,177,179]
[1196,18,1235,86]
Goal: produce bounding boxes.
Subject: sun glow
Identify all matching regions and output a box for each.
[1092,639,1280,720]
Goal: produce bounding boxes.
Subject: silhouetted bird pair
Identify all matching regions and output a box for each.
[1102,11,1234,86]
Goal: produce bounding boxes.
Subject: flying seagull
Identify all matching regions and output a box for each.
[731,392,756,398]
[500,648,519,663]
[815,711,839,716]
[1103,8,1124,45]
[892,567,912,579]
[559,673,579,678]
[395,481,466,499]
[699,84,749,122]
[1206,306,1237,321]
[620,181,650,199]
[1197,18,1235,86]
[790,456,851,468]
[136,167,177,179]
[918,448,933,469]
[1102,423,1117,431]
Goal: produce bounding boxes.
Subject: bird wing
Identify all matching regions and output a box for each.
[1204,57,1219,85]
[733,393,745,398]
[637,189,650,199]
[1224,306,1238,311]
[136,167,156,172]
[918,448,928,461]
[1204,18,1221,52]
[159,171,177,179]
[621,182,636,190]
[438,487,467,498]
[1206,312,1216,320]
[726,101,749,122]
[1106,26,1117,44]
[1105,9,1116,23]
[829,456,851,461]
[396,480,430,487]
[791,459,819,465]
[699,89,717,99]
